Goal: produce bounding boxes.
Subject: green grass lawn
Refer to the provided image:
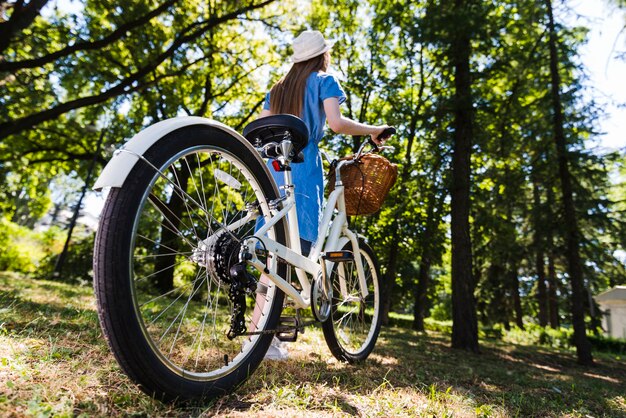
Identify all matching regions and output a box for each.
[1,272,624,417]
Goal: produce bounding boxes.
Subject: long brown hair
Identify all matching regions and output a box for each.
[269,52,330,117]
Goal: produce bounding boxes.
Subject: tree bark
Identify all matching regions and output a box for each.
[412,256,431,332]
[450,0,479,353]
[533,181,549,327]
[380,236,398,326]
[546,187,560,328]
[545,0,593,365]
[511,268,524,329]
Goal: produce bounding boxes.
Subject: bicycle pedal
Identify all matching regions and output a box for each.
[322,251,354,262]
[276,316,299,342]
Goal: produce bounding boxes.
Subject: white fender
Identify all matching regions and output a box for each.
[93,116,260,190]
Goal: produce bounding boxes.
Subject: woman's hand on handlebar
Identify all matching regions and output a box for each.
[370,125,396,146]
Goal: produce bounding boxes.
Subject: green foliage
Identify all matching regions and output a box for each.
[502,324,574,350]
[587,334,626,354]
[0,0,301,224]
[37,229,96,284]
[0,215,91,283]
[0,217,48,273]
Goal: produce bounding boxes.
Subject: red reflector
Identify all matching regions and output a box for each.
[272,160,281,171]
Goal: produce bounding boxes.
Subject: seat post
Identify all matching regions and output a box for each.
[281,165,303,257]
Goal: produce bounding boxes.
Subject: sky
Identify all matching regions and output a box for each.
[563,0,626,152]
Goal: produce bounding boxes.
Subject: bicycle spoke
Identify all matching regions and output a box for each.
[139,280,195,308]
[166,268,207,356]
[147,194,199,249]
[135,257,189,283]
[158,268,206,344]
[135,251,194,260]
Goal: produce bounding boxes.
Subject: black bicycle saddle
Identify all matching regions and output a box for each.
[242,114,309,163]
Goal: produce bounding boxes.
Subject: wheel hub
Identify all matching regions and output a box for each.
[192,229,240,284]
[311,270,332,322]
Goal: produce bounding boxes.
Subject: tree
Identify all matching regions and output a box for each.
[446,0,480,352]
[0,1,278,139]
[545,0,593,365]
[0,0,294,225]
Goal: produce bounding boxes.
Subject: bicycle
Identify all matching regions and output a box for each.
[93,114,395,401]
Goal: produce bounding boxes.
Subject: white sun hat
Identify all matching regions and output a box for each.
[291,30,335,63]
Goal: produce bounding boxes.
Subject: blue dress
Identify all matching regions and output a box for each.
[263,71,346,244]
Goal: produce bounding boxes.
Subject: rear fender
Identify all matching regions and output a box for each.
[93,116,263,190]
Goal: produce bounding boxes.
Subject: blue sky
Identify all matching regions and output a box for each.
[565,0,626,152]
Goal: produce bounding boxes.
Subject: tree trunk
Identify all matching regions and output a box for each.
[511,269,524,329]
[533,181,548,327]
[545,0,593,365]
[546,187,560,328]
[547,251,560,328]
[380,233,399,326]
[412,174,444,331]
[413,256,431,332]
[536,252,548,327]
[450,0,479,353]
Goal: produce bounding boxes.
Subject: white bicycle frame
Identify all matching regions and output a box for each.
[239,156,369,311]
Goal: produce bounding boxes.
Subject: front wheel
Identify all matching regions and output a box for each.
[321,239,381,363]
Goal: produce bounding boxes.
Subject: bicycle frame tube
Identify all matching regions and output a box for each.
[245,161,370,309]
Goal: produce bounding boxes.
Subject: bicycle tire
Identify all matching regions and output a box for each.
[93,125,286,401]
[321,239,381,363]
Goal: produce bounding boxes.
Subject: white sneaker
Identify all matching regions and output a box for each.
[264,337,289,360]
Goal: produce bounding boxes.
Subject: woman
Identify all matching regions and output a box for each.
[259,30,390,254]
[255,30,390,360]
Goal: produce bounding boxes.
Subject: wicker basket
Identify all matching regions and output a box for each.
[327,154,398,216]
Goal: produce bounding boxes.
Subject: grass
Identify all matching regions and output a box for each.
[1,271,625,417]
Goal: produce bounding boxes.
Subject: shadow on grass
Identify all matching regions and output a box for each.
[238,326,625,417]
[1,288,100,341]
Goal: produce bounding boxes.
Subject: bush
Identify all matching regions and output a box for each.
[588,334,626,354]
[36,228,95,283]
[0,217,47,273]
[424,318,453,334]
[502,324,573,349]
[480,325,504,340]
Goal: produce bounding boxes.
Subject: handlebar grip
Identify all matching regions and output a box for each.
[377,127,396,141]
[367,126,396,150]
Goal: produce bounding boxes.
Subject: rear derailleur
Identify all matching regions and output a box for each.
[226,263,257,340]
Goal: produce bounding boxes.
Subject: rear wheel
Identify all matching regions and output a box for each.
[93,125,286,401]
[321,240,381,362]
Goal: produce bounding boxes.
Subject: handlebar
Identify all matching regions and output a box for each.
[357,126,397,159]
[377,126,397,141]
[326,125,396,167]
